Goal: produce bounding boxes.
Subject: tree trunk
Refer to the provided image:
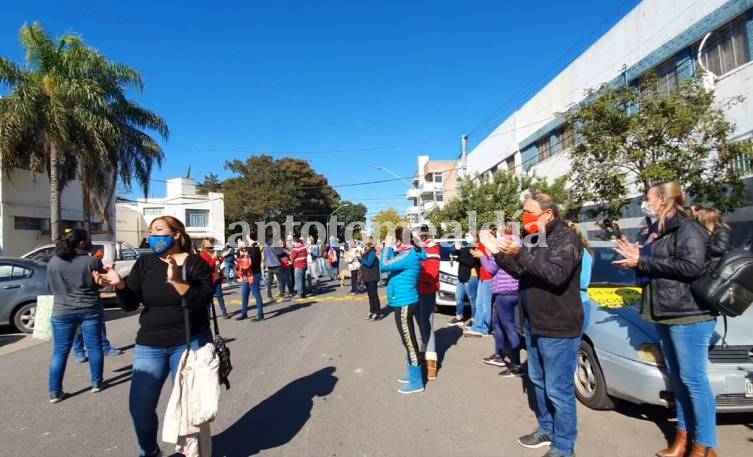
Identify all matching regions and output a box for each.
[49,140,62,241]
[82,179,91,234]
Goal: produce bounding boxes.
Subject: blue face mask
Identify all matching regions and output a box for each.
[148,234,175,255]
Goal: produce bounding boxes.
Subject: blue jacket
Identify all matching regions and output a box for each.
[580,249,593,304]
[380,245,422,307]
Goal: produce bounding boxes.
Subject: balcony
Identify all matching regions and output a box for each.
[406,188,421,199]
[407,204,423,215]
[419,180,437,195]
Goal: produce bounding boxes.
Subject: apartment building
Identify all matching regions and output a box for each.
[405,155,459,225]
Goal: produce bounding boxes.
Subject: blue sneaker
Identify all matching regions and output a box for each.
[397,365,424,394]
[75,354,87,363]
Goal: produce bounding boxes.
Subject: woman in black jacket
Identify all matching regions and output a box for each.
[102,216,214,457]
[695,207,732,269]
[615,182,717,457]
[447,232,480,327]
[360,238,382,320]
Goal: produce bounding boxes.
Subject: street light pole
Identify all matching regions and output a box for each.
[372,165,414,187]
[329,203,351,217]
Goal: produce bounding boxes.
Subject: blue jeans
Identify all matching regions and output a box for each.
[49,311,104,394]
[129,329,212,456]
[525,320,580,456]
[417,293,436,354]
[656,320,717,447]
[213,282,227,314]
[73,322,116,358]
[294,267,307,297]
[241,273,264,318]
[471,279,492,334]
[493,294,521,366]
[455,276,479,318]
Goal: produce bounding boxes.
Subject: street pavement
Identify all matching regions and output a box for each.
[1,281,751,457]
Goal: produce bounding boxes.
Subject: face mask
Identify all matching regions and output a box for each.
[522,212,542,234]
[149,234,175,255]
[641,200,656,218]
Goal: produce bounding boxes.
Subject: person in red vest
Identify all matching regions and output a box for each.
[199,238,229,319]
[289,235,309,298]
[415,224,441,381]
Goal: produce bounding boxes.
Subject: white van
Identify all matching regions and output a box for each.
[435,239,469,309]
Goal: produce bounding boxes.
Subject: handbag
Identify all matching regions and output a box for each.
[690,247,753,317]
[183,261,233,390]
[32,295,54,341]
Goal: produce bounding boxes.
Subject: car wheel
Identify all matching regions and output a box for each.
[13,302,36,334]
[574,340,617,410]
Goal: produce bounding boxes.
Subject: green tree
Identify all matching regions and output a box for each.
[221,154,340,228]
[565,74,753,217]
[371,208,411,241]
[334,200,367,240]
[197,172,222,194]
[0,22,166,239]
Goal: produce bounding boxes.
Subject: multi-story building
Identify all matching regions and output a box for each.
[116,177,225,248]
[405,155,459,226]
[463,0,753,239]
[0,168,112,256]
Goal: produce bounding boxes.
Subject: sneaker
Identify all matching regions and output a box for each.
[49,392,64,403]
[75,355,88,363]
[235,314,248,321]
[372,313,383,321]
[463,330,484,338]
[365,313,375,320]
[396,375,409,384]
[482,354,507,367]
[104,348,124,356]
[499,365,526,377]
[144,448,162,457]
[251,316,265,322]
[91,383,105,393]
[447,316,465,327]
[398,384,424,394]
[541,450,572,457]
[464,318,474,328]
[517,430,552,449]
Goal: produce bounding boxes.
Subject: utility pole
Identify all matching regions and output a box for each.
[460,134,468,176]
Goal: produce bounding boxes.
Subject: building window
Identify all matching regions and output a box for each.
[435,191,444,202]
[701,16,750,77]
[433,173,443,184]
[655,58,678,96]
[186,209,210,228]
[143,207,163,217]
[538,136,552,162]
[506,156,516,175]
[14,217,43,231]
[522,144,539,170]
[559,126,575,151]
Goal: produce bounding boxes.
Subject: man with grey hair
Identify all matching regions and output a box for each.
[481,193,583,457]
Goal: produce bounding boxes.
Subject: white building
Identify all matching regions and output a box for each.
[116,177,225,248]
[464,0,753,234]
[0,168,112,256]
[405,155,459,226]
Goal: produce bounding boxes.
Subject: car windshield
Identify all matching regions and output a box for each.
[590,247,638,286]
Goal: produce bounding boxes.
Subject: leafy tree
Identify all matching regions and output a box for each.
[333,200,367,240]
[429,172,569,234]
[0,22,166,239]
[221,154,340,228]
[197,173,221,194]
[371,208,411,241]
[565,74,753,217]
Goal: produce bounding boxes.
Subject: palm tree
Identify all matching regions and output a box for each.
[0,22,167,240]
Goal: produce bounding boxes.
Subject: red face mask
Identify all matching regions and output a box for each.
[522,212,542,234]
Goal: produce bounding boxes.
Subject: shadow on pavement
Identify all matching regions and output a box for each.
[435,326,462,366]
[615,402,675,443]
[212,366,338,456]
[0,333,25,347]
[266,301,314,320]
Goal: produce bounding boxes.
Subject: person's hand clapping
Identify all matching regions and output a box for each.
[478,229,499,255]
[164,255,181,282]
[383,235,394,247]
[100,264,124,289]
[613,236,640,269]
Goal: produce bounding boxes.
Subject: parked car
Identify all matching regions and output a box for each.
[22,240,139,280]
[0,258,49,333]
[577,241,753,413]
[435,239,468,308]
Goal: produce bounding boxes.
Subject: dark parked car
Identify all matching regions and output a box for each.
[0,258,49,333]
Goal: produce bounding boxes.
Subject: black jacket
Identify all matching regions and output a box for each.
[360,247,381,282]
[494,218,583,338]
[708,225,732,270]
[454,247,480,282]
[248,244,262,274]
[637,214,711,318]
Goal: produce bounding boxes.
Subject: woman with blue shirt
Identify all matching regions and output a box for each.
[568,222,593,332]
[380,227,424,394]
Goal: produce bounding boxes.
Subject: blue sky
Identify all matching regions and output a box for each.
[1,0,640,221]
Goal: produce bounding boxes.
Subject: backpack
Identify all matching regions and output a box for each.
[327,247,337,265]
[691,248,753,317]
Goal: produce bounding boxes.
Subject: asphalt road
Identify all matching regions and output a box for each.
[1,281,751,457]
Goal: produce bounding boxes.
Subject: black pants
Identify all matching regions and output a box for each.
[365,281,380,314]
[350,271,358,293]
[394,303,420,366]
